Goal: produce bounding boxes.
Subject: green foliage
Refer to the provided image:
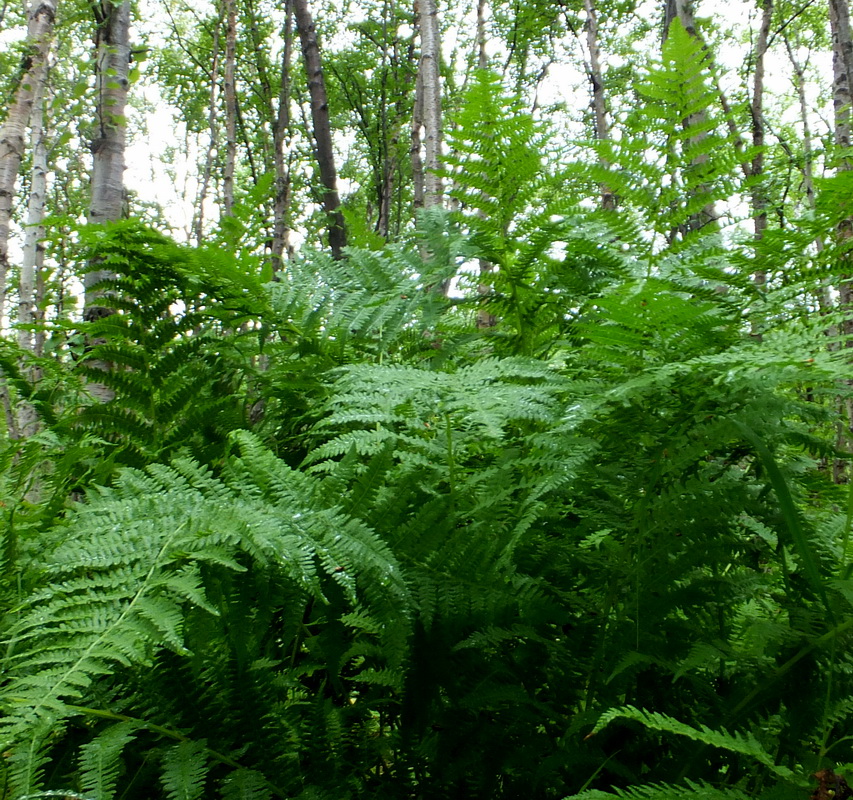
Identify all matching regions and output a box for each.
[0,430,409,797]
[4,15,853,800]
[72,220,263,467]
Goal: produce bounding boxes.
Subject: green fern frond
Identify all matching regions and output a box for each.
[161,739,208,800]
[564,780,751,800]
[592,706,799,782]
[78,720,140,800]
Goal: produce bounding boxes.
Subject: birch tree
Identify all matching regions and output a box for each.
[222,0,237,217]
[84,0,131,323]
[17,64,48,354]
[662,0,719,239]
[583,0,615,210]
[0,0,57,323]
[416,0,442,209]
[749,0,773,286]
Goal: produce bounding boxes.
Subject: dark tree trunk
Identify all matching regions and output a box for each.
[294,0,347,259]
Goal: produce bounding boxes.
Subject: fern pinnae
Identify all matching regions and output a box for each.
[0,516,204,795]
[160,739,208,800]
[78,720,140,800]
[592,706,800,783]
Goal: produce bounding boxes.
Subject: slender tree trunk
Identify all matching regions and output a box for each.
[85,0,130,319]
[417,0,443,208]
[223,0,238,218]
[294,0,347,259]
[830,0,853,143]
[85,0,130,403]
[750,0,773,287]
[412,62,426,210]
[194,12,222,246]
[784,34,821,250]
[272,0,294,268]
[583,0,615,211]
[374,0,405,240]
[829,0,853,480]
[15,92,44,439]
[18,68,48,354]
[0,0,57,325]
[830,0,853,321]
[474,0,496,327]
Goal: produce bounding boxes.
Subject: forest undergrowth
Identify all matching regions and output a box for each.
[2,29,853,800]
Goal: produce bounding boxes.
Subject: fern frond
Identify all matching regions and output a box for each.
[593,706,798,782]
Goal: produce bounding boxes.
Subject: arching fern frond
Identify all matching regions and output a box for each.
[0,431,411,797]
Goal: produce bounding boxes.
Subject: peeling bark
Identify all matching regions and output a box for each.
[85,0,130,319]
[18,61,48,355]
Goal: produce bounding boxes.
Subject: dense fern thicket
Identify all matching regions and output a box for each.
[4,33,853,800]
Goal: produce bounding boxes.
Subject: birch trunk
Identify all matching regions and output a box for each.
[830,0,853,143]
[411,63,426,210]
[749,0,773,287]
[830,0,853,322]
[85,0,130,322]
[15,85,45,440]
[294,0,347,259]
[272,0,294,268]
[474,0,496,327]
[0,0,57,324]
[417,0,442,208]
[583,0,615,211]
[18,66,48,355]
[193,12,221,246]
[85,0,130,404]
[829,0,853,480]
[223,0,238,218]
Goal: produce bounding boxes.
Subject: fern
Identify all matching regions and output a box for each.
[0,431,410,797]
[592,706,799,783]
[564,782,751,800]
[70,221,262,468]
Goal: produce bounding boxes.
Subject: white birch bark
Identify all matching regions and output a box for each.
[417,0,443,208]
[0,0,57,325]
[411,63,426,210]
[18,67,48,354]
[750,0,773,287]
[85,0,130,404]
[85,0,130,322]
[223,0,237,218]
